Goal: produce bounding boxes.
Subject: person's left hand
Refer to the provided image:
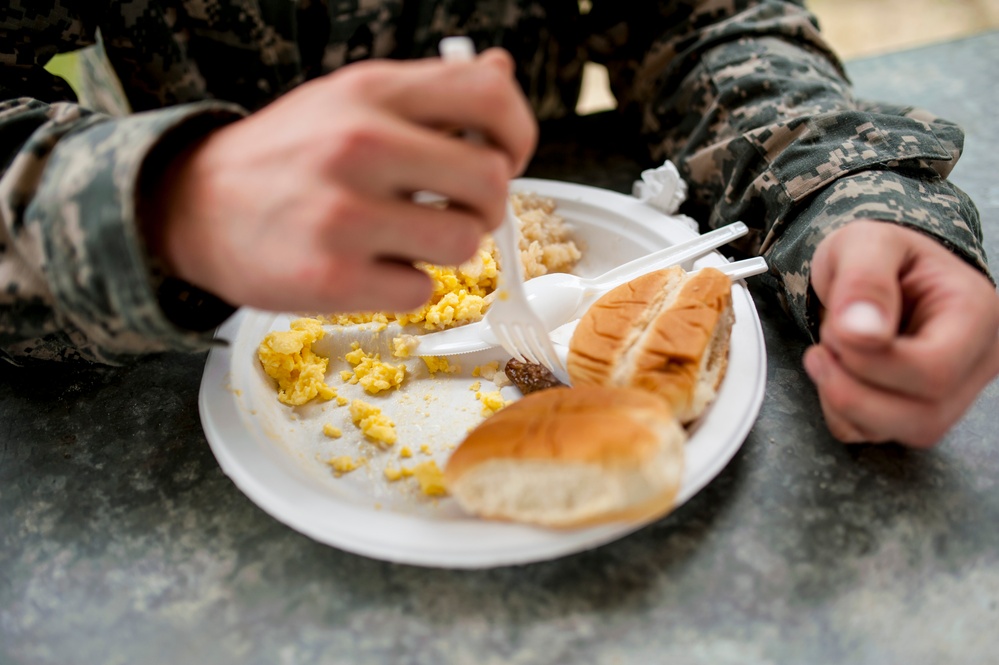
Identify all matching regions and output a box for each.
[805,220,999,447]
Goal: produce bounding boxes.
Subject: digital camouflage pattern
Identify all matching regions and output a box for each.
[0,0,990,363]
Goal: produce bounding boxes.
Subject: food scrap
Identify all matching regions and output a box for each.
[422,356,459,376]
[327,456,362,477]
[349,399,397,446]
[412,461,447,497]
[341,343,406,394]
[322,423,342,439]
[504,358,565,395]
[475,389,509,416]
[257,317,337,406]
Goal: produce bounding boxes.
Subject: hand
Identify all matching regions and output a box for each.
[148,48,536,314]
[805,220,999,447]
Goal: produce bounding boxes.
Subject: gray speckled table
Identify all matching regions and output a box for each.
[3,32,998,665]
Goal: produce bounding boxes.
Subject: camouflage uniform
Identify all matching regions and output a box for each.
[0,1,990,364]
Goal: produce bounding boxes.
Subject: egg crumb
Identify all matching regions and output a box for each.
[413,461,448,496]
[476,390,509,416]
[422,356,458,375]
[327,456,360,476]
[392,335,420,358]
[384,466,415,482]
[419,444,432,455]
[342,343,406,395]
[257,318,337,406]
[469,381,481,391]
[322,423,342,439]
[350,399,397,446]
[399,446,413,459]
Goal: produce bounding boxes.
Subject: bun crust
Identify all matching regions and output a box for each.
[444,386,686,528]
[567,266,734,423]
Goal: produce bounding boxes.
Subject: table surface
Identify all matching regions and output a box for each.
[3,32,998,665]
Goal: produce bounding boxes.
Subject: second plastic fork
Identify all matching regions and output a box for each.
[415,221,750,356]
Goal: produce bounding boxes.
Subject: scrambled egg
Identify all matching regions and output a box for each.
[324,248,497,331]
[412,461,447,496]
[323,194,581,332]
[341,343,406,395]
[391,335,420,358]
[383,461,448,496]
[350,399,397,446]
[322,423,342,439]
[327,456,362,476]
[384,466,414,482]
[422,356,458,375]
[476,389,509,416]
[257,318,337,406]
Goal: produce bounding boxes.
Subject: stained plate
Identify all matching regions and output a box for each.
[199,178,767,568]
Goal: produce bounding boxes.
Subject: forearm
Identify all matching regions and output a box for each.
[1,97,245,364]
[591,0,990,337]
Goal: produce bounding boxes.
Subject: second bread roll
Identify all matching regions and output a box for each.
[567,266,734,424]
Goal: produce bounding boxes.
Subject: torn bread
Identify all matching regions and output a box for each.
[566,266,734,424]
[444,386,686,528]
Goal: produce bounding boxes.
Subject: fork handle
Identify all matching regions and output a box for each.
[591,221,748,293]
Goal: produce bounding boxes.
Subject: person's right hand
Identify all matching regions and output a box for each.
[148,48,536,314]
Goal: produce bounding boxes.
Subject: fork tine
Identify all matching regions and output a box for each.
[493,324,527,363]
[524,328,561,374]
[516,327,544,365]
[522,328,550,368]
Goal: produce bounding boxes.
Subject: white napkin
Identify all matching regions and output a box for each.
[632,160,700,233]
[632,160,687,214]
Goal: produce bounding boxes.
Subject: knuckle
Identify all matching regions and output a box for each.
[819,382,856,415]
[915,356,959,399]
[322,123,385,174]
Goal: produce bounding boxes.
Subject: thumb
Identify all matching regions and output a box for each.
[811,222,903,349]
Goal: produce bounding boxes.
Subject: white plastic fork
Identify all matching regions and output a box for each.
[437,35,570,382]
[485,202,572,383]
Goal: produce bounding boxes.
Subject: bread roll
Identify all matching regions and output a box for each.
[444,386,686,528]
[567,266,733,424]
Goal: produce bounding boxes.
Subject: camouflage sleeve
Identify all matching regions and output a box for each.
[586,0,990,340]
[1,13,246,364]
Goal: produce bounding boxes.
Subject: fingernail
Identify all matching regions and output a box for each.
[840,301,887,337]
[803,349,827,384]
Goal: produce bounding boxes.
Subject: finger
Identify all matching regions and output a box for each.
[367,56,537,175]
[322,113,510,230]
[804,340,999,448]
[820,258,999,399]
[804,346,886,444]
[812,223,905,351]
[315,189,489,266]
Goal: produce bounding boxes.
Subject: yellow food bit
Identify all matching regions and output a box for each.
[327,456,360,476]
[336,395,349,406]
[422,356,458,375]
[343,343,406,395]
[469,381,481,392]
[349,399,397,446]
[476,390,509,416]
[419,444,432,455]
[392,335,420,358]
[399,446,413,459]
[413,461,448,496]
[322,423,342,439]
[473,361,501,380]
[257,318,337,406]
[384,466,415,482]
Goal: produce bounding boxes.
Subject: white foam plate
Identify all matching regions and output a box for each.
[199,178,767,568]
